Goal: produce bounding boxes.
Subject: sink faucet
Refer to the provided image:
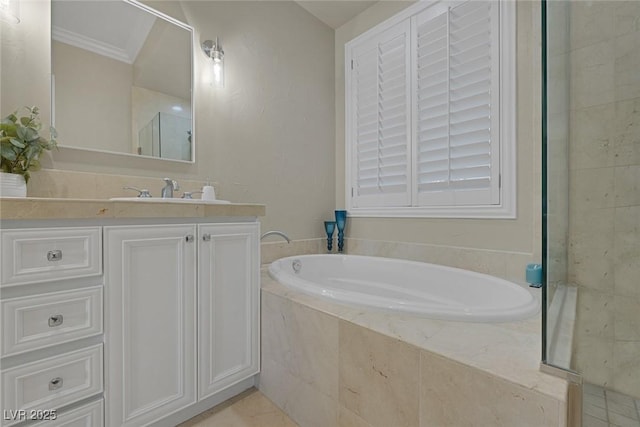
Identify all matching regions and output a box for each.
[161,178,179,198]
[260,230,291,243]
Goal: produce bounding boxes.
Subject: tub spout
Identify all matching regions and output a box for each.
[261,230,291,243]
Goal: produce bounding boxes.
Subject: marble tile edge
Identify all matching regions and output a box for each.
[420,348,569,403]
[345,237,534,257]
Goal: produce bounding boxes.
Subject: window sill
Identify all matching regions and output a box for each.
[347,204,517,219]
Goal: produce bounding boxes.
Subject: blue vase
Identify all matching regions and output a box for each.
[335,210,346,252]
[324,221,335,251]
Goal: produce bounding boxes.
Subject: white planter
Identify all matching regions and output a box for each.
[0,172,27,197]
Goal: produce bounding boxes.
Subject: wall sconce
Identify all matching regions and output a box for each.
[0,0,20,23]
[201,38,224,88]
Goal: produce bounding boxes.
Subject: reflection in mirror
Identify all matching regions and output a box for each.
[51,0,194,162]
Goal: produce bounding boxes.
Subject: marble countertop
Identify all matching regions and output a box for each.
[0,197,265,220]
[261,268,568,403]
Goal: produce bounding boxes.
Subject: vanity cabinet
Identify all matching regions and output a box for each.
[0,198,264,427]
[105,222,259,427]
[0,227,104,427]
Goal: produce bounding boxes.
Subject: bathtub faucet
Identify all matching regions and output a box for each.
[260,230,291,243]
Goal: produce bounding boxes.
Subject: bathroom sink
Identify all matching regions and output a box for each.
[110,197,231,204]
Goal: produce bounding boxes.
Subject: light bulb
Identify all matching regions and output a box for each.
[201,38,225,88]
[211,51,224,88]
[213,62,222,87]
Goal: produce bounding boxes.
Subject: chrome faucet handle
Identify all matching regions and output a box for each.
[181,191,203,199]
[123,186,152,198]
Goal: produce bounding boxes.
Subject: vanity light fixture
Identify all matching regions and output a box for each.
[201,37,224,88]
[0,0,20,23]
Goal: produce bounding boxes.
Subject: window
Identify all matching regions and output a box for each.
[345,0,515,218]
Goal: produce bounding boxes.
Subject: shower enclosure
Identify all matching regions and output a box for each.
[543,1,640,425]
[138,112,192,161]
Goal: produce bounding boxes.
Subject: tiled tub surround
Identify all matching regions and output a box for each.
[344,238,538,283]
[260,271,570,427]
[261,239,326,265]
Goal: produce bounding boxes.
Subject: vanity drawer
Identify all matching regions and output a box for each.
[31,399,103,427]
[1,345,103,427]
[1,287,103,357]
[1,227,102,287]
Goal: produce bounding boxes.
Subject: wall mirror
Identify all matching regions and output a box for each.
[51,0,194,162]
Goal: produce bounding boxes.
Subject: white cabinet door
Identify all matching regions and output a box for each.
[104,225,196,427]
[197,223,259,400]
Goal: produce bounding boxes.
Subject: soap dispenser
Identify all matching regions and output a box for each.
[202,180,216,201]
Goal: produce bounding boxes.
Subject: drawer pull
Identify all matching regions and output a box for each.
[48,314,64,327]
[47,250,63,262]
[185,235,194,243]
[202,233,211,241]
[49,377,63,391]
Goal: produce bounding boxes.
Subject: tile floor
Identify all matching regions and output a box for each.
[178,388,298,427]
[583,383,640,427]
[176,382,640,427]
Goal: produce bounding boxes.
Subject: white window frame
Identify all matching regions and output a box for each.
[345,0,516,219]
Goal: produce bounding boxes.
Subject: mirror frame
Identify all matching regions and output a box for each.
[51,0,196,164]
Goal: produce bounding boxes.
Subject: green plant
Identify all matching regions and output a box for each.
[0,106,57,182]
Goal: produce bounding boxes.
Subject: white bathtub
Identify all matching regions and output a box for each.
[268,254,539,322]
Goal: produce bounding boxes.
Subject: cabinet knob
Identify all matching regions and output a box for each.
[185,235,194,243]
[47,250,63,262]
[202,234,211,242]
[48,314,64,327]
[49,377,63,391]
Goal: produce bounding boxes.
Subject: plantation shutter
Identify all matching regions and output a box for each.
[414,1,500,206]
[350,20,411,208]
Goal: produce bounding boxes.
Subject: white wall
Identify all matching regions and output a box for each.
[52,41,133,153]
[133,17,190,100]
[335,1,542,259]
[1,1,336,240]
[0,0,51,127]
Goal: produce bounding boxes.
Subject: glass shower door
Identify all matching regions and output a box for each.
[544,1,640,425]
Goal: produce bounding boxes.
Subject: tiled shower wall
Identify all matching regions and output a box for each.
[546,0,570,303]
[568,1,640,399]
